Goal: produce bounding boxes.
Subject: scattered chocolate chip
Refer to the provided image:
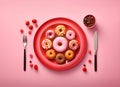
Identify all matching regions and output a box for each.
[29,60,32,63]
[83,64,86,67]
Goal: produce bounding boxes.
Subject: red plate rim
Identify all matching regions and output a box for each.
[33,17,87,70]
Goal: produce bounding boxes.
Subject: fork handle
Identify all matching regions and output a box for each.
[94,53,97,72]
[24,48,26,71]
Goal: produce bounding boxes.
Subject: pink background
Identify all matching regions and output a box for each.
[0,0,120,87]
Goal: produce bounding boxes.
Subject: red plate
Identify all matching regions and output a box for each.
[33,17,87,70]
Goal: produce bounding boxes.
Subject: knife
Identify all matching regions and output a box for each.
[94,31,98,72]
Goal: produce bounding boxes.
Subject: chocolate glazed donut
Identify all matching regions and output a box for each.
[55,53,66,64]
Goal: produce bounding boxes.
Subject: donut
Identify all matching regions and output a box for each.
[46,49,56,60]
[55,25,66,36]
[46,30,55,39]
[65,50,75,61]
[42,39,52,50]
[53,37,68,52]
[66,30,75,40]
[69,40,79,50]
[55,53,66,64]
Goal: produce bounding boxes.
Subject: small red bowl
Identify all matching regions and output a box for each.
[83,14,96,28]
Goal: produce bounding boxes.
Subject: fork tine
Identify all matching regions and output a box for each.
[25,36,27,42]
[23,35,27,42]
[23,35,25,42]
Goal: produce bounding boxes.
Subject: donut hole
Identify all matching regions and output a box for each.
[50,52,52,55]
[58,42,62,46]
[49,32,52,36]
[45,43,48,45]
[59,57,62,60]
[68,53,71,55]
[72,43,75,47]
[69,34,72,36]
[59,29,62,32]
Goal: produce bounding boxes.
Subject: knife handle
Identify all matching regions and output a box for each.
[94,54,97,72]
[24,48,26,71]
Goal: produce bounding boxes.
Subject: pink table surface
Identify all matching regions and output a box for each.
[0,0,120,87]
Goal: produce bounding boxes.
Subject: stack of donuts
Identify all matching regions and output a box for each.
[41,25,79,64]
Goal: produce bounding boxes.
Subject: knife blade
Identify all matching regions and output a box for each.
[94,31,98,72]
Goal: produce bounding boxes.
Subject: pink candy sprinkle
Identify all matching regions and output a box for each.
[29,25,33,30]
[30,63,33,68]
[20,29,24,34]
[82,67,87,72]
[25,21,30,26]
[88,59,92,63]
[29,54,33,59]
[28,31,32,35]
[88,50,92,54]
[32,19,37,23]
[34,64,38,71]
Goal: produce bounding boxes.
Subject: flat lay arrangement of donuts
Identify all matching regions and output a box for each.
[20,14,98,73]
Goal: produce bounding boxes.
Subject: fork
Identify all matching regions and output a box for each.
[23,35,27,71]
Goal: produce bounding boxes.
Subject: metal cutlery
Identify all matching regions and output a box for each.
[94,31,98,72]
[23,35,27,71]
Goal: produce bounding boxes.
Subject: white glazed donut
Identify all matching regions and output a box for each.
[69,40,79,50]
[66,30,75,40]
[46,30,55,39]
[53,37,68,52]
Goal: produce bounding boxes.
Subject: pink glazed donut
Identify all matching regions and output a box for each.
[46,30,55,39]
[66,30,75,40]
[53,37,68,52]
[69,40,79,50]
